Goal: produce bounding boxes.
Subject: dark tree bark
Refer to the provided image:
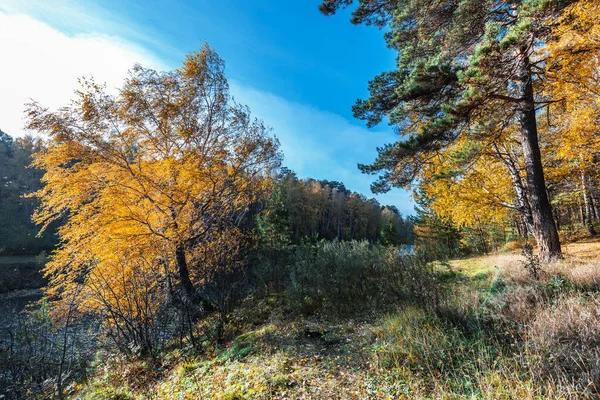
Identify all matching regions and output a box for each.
[175,244,197,301]
[175,244,217,317]
[516,53,562,261]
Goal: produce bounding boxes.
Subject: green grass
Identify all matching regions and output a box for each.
[76,299,584,399]
[449,256,497,278]
[431,256,498,292]
[72,241,600,399]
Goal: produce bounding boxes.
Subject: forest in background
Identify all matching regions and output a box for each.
[1,0,600,398]
[0,131,56,255]
[0,131,413,258]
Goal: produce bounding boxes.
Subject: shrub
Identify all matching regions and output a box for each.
[280,240,439,315]
[0,298,95,398]
[502,240,524,252]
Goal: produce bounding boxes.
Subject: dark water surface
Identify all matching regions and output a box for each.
[4,292,42,310]
[0,290,43,324]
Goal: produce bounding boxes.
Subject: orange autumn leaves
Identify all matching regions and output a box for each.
[26,45,281,323]
[416,1,600,231]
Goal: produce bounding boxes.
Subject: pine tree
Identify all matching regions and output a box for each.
[321,0,570,261]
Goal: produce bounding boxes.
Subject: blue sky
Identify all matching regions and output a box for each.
[0,0,414,214]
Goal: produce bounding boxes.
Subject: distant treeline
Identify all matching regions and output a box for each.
[259,168,413,246]
[0,130,57,255]
[0,130,412,256]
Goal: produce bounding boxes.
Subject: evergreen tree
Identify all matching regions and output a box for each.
[320,0,569,260]
[411,187,461,259]
[0,131,56,254]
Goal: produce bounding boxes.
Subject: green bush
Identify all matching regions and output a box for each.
[256,240,440,315]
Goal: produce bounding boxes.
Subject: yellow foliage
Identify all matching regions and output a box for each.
[418,131,517,228]
[545,0,600,179]
[25,45,281,336]
[417,2,600,231]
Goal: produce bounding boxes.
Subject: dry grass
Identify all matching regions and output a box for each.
[527,295,600,350]
[439,238,600,397]
[449,238,600,285]
[502,240,526,252]
[76,238,600,399]
[524,295,600,395]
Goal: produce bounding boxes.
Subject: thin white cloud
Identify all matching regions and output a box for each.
[0,12,166,137]
[230,81,414,214]
[0,0,178,58]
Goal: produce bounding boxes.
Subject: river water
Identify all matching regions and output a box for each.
[0,290,43,330]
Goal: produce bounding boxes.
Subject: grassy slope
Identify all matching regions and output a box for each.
[76,240,600,399]
[450,239,600,275]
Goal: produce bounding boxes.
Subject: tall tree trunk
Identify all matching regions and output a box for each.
[553,206,561,232]
[516,53,562,261]
[175,244,216,316]
[590,185,600,220]
[581,169,596,235]
[175,244,196,302]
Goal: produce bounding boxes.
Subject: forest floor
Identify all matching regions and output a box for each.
[445,238,600,289]
[76,238,600,399]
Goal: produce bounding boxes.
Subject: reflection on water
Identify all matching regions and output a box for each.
[2,293,42,311]
[0,291,43,327]
[400,244,415,255]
